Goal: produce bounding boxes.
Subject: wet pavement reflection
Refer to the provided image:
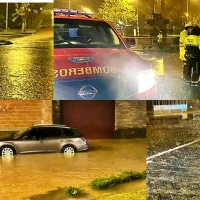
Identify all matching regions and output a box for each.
[147,115,200,199]
[128,51,200,100]
[0,139,146,200]
[0,40,53,99]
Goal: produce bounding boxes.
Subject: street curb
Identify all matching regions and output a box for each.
[0,32,34,36]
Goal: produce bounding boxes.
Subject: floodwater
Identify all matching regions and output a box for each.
[0,139,146,200]
[0,38,53,100]
[147,115,200,199]
[129,50,200,100]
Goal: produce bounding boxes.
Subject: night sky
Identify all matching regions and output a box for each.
[0,1,199,28]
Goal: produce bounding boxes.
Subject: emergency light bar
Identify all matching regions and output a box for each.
[54,8,94,18]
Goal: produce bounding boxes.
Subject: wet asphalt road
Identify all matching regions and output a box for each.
[0,139,146,200]
[147,142,200,200]
[128,50,200,100]
[147,115,200,199]
[0,38,53,100]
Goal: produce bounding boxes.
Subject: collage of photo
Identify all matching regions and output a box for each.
[0,0,200,199]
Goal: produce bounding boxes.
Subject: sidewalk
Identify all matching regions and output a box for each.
[0,27,53,42]
[11,27,53,41]
[0,29,36,37]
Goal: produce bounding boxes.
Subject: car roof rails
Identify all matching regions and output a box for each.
[33,124,66,127]
[54,8,94,18]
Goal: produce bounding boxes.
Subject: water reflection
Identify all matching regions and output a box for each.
[127,51,200,100]
[0,41,53,99]
[63,152,75,158]
[0,140,146,199]
[1,155,14,166]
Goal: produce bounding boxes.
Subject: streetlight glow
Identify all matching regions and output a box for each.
[64,0,71,9]
[186,0,189,21]
[68,0,70,9]
[136,0,139,36]
[81,6,93,14]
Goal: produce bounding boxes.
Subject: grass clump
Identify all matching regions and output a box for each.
[90,170,146,190]
[64,186,82,198]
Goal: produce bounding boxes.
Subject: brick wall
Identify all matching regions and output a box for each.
[0,100,52,131]
[115,101,146,138]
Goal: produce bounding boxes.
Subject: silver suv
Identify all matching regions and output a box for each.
[0,124,88,156]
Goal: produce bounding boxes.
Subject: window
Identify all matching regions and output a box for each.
[54,18,125,49]
[62,128,76,137]
[34,127,62,139]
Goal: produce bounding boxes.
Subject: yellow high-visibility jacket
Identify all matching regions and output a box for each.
[179,29,189,61]
[184,35,200,59]
[157,33,163,44]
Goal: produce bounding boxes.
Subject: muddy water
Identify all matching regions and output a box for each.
[29,181,146,200]
[0,139,146,200]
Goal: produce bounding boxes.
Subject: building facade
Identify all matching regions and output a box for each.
[0,100,146,138]
[0,100,52,130]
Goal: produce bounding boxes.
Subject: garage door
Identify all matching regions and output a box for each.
[60,101,115,139]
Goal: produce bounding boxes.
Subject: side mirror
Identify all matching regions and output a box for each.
[125,38,136,48]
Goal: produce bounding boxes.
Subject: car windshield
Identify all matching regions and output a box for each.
[54,18,125,49]
[12,128,29,139]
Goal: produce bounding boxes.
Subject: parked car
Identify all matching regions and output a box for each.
[54,9,156,100]
[0,124,88,156]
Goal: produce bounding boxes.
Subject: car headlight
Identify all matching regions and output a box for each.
[138,69,155,93]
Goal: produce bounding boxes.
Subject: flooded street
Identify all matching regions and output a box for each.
[0,139,146,200]
[129,50,200,100]
[0,29,53,100]
[138,51,182,77]
[147,115,200,199]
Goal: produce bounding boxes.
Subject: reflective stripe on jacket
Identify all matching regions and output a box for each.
[184,35,200,60]
[157,34,163,43]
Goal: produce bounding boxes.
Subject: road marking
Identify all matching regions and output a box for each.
[147,138,200,161]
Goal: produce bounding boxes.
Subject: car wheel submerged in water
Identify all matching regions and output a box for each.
[62,145,76,154]
[1,146,15,156]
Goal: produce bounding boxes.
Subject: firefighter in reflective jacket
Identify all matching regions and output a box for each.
[179,22,193,77]
[184,26,200,86]
[157,31,163,45]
